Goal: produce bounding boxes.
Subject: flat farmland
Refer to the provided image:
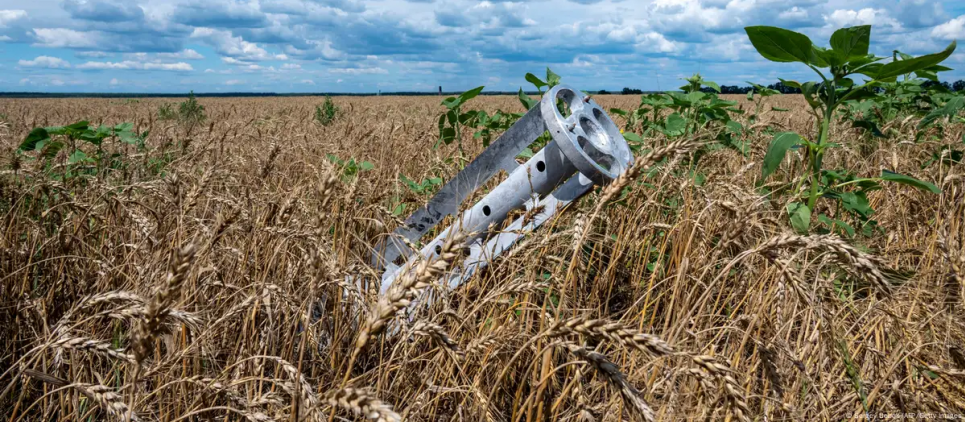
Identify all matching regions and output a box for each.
[0,92,962,421]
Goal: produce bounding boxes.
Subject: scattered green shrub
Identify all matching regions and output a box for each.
[315,96,339,126]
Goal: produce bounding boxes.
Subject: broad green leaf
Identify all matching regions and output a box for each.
[441,96,460,109]
[835,219,855,237]
[664,113,686,136]
[880,170,940,194]
[854,62,885,79]
[778,78,802,89]
[761,132,802,180]
[811,46,835,67]
[525,73,546,89]
[38,140,64,159]
[457,86,485,104]
[360,161,375,171]
[786,202,811,234]
[746,90,754,101]
[830,25,871,61]
[67,150,89,165]
[726,120,743,134]
[703,80,721,93]
[49,121,88,136]
[875,41,957,81]
[113,122,133,132]
[852,120,886,138]
[441,127,456,145]
[20,127,50,151]
[517,147,534,159]
[458,112,476,125]
[772,106,790,112]
[744,26,819,65]
[609,108,627,116]
[841,191,873,217]
[919,96,965,129]
[518,87,537,110]
[915,69,939,81]
[546,68,561,87]
[622,132,643,143]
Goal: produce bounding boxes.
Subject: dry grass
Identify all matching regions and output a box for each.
[0,93,963,421]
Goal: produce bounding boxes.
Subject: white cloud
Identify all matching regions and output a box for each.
[157,49,205,60]
[0,9,26,26]
[300,79,315,85]
[635,32,681,54]
[328,67,388,75]
[76,61,193,71]
[0,35,11,42]
[31,28,101,48]
[77,51,111,58]
[824,9,902,30]
[225,79,245,85]
[606,26,637,43]
[778,7,808,21]
[649,0,727,32]
[282,63,301,70]
[932,15,965,40]
[110,78,119,85]
[18,56,71,68]
[191,27,284,61]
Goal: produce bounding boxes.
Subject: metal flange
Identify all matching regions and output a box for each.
[541,84,633,184]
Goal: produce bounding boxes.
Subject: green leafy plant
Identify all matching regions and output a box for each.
[400,175,443,196]
[157,103,177,121]
[315,96,340,126]
[746,24,954,232]
[745,82,783,125]
[326,154,374,181]
[178,91,206,123]
[437,86,485,156]
[17,120,148,181]
[613,74,745,154]
[436,68,562,160]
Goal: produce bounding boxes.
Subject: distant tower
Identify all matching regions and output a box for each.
[439,86,442,95]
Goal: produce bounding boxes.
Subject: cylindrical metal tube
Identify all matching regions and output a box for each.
[454,140,574,237]
[380,140,577,291]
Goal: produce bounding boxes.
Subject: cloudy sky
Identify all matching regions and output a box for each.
[0,0,963,93]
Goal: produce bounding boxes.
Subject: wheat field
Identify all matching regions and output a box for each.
[0,94,963,421]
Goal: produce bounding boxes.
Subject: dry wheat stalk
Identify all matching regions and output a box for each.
[597,138,704,207]
[409,321,464,359]
[745,234,898,294]
[323,387,401,422]
[51,335,136,364]
[547,317,674,356]
[354,231,467,352]
[132,243,197,366]
[71,383,140,421]
[558,341,655,422]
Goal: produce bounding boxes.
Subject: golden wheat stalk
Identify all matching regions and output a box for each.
[323,388,401,422]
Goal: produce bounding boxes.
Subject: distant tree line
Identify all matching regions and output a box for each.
[5,80,965,99]
[618,80,965,95]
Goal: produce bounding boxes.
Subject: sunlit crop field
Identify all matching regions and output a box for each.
[0,91,963,421]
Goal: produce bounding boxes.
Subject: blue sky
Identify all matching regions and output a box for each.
[0,0,963,93]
